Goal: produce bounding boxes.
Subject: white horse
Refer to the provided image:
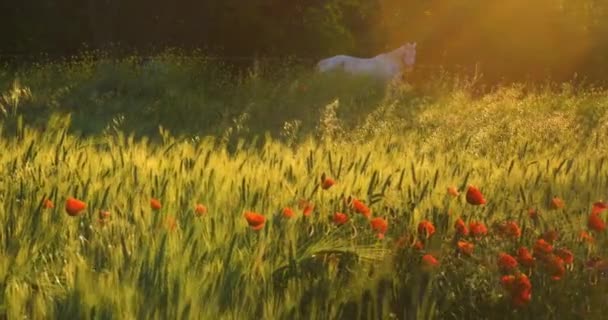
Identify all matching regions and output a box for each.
[316,43,417,82]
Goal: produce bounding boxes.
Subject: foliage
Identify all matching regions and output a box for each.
[4,1,608,83]
[0,57,607,319]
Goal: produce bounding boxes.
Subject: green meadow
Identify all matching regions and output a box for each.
[0,52,607,319]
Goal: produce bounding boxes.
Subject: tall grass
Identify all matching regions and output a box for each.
[0,52,607,319]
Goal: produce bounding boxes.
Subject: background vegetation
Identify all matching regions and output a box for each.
[4,0,608,84]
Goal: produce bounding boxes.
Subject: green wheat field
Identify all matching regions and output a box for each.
[0,52,607,320]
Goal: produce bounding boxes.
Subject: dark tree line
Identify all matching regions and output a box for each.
[3,0,608,83]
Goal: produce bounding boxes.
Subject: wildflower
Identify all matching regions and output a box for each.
[165,215,177,232]
[454,218,469,236]
[98,210,111,227]
[321,177,335,190]
[43,199,54,209]
[333,212,348,225]
[457,240,474,256]
[541,230,559,243]
[65,197,86,217]
[351,198,371,218]
[588,213,606,232]
[466,185,486,205]
[302,204,314,217]
[447,186,459,197]
[394,235,410,249]
[501,274,532,307]
[501,275,516,291]
[150,198,162,210]
[413,240,425,251]
[592,201,608,215]
[282,207,295,218]
[244,211,265,231]
[555,248,574,265]
[550,196,565,210]
[498,252,519,273]
[513,275,533,306]
[421,254,440,268]
[195,204,208,217]
[533,239,553,259]
[98,210,111,220]
[469,221,488,237]
[370,217,388,239]
[418,220,436,239]
[545,254,566,280]
[579,231,594,243]
[503,221,522,238]
[517,247,535,268]
[528,208,539,220]
[298,199,314,216]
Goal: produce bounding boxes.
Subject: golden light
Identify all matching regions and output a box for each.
[378,0,593,79]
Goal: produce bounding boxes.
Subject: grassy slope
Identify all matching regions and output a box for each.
[0,53,608,319]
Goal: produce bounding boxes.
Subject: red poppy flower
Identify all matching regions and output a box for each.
[298,199,309,209]
[501,274,532,307]
[528,208,539,220]
[533,239,553,258]
[321,177,335,190]
[517,247,535,268]
[297,199,314,217]
[244,211,266,231]
[65,197,86,217]
[512,288,532,307]
[457,240,474,256]
[333,212,348,225]
[413,240,425,251]
[418,220,436,238]
[503,221,521,238]
[370,217,388,238]
[454,218,469,236]
[351,198,371,218]
[545,254,566,280]
[466,185,486,205]
[469,221,488,237]
[43,199,54,209]
[165,215,177,232]
[554,248,574,265]
[195,204,208,217]
[579,231,594,243]
[501,275,515,290]
[541,230,559,243]
[447,186,459,197]
[550,196,565,210]
[511,274,532,307]
[592,201,608,215]
[150,198,162,210]
[303,205,314,217]
[98,210,111,220]
[588,213,606,232]
[394,235,410,249]
[498,252,519,273]
[282,207,295,218]
[421,254,440,268]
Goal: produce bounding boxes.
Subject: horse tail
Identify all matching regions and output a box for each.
[316,59,328,72]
